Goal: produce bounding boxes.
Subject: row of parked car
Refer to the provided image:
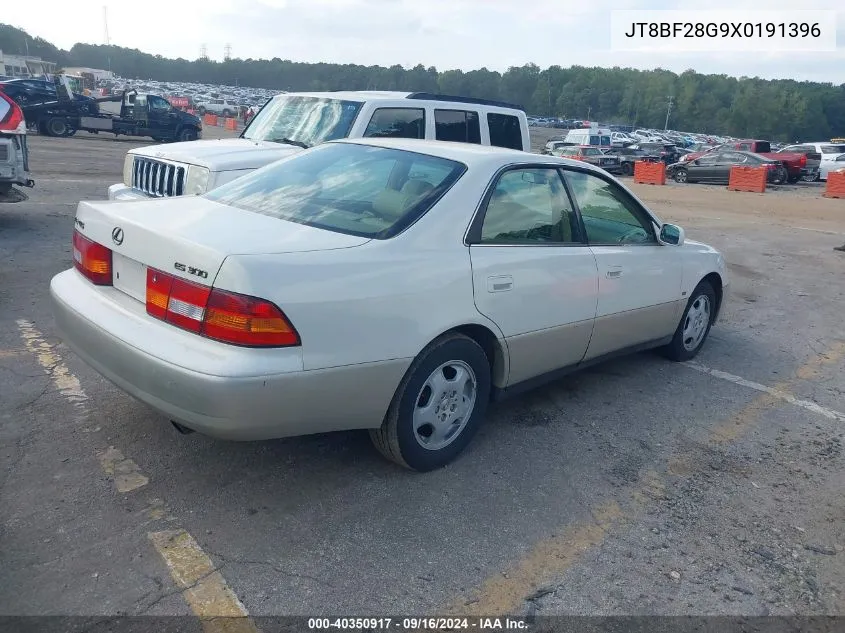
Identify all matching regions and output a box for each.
[542,132,842,185]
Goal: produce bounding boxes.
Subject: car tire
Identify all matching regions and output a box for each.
[46,117,70,137]
[772,169,787,185]
[787,175,800,184]
[369,333,491,472]
[673,168,688,183]
[661,280,717,362]
[178,128,198,142]
[621,162,633,176]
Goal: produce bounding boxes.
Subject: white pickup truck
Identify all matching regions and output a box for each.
[108,91,530,201]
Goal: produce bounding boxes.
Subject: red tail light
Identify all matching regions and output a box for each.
[0,90,26,134]
[799,155,807,167]
[145,268,299,347]
[73,230,113,285]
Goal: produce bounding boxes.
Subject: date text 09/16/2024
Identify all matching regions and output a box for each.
[307,617,529,630]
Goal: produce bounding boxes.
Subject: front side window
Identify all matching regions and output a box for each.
[364,108,425,139]
[205,143,465,239]
[434,109,481,144]
[697,154,720,165]
[487,113,523,150]
[148,96,170,111]
[479,168,582,244]
[720,151,747,163]
[242,96,363,147]
[563,170,655,245]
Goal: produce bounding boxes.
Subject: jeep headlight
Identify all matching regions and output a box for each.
[122,154,134,187]
[185,166,210,195]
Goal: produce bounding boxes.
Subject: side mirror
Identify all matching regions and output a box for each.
[659,223,685,246]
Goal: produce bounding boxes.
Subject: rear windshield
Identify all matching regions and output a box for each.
[821,145,845,154]
[204,143,466,239]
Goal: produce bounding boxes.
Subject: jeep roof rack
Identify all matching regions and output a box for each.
[405,92,523,111]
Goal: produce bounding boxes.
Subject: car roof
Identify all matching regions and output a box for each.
[278,90,523,110]
[330,137,601,172]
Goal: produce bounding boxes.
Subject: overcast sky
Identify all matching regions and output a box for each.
[7,0,845,83]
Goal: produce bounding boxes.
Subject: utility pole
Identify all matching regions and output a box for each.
[664,95,674,130]
[103,6,110,46]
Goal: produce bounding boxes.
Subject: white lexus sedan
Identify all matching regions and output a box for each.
[50,138,728,472]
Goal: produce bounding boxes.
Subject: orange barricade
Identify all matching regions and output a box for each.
[824,169,845,199]
[633,160,666,185]
[728,166,767,193]
[224,118,238,131]
[203,113,218,126]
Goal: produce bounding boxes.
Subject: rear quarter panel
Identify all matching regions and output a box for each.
[211,170,508,372]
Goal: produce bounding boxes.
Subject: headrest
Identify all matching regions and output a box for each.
[401,179,435,197]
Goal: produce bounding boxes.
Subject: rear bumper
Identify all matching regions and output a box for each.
[0,136,32,187]
[50,269,410,440]
[107,183,152,201]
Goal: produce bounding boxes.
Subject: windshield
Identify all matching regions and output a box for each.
[242,96,364,147]
[821,145,845,154]
[205,143,466,239]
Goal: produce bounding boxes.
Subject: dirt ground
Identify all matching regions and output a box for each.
[1,126,844,627]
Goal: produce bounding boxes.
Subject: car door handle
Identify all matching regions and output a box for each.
[606,267,623,279]
[487,275,513,292]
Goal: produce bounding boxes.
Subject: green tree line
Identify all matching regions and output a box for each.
[2,23,844,141]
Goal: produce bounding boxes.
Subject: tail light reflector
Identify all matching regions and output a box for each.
[73,229,113,285]
[145,268,299,347]
[146,268,210,333]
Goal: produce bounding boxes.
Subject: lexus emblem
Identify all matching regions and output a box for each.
[111,227,124,246]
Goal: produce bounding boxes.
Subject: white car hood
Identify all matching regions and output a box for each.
[130,138,303,171]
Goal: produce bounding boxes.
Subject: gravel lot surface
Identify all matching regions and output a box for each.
[1,127,843,625]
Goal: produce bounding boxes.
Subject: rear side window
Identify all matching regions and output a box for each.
[434,110,481,144]
[364,108,425,139]
[487,113,523,150]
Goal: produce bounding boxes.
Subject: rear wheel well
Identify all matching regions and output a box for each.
[447,324,507,392]
[701,272,723,323]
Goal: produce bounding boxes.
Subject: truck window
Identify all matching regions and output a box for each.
[754,141,771,152]
[487,113,523,150]
[148,96,171,111]
[434,110,481,144]
[364,108,425,139]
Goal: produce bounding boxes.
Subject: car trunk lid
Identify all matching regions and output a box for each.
[74,197,370,302]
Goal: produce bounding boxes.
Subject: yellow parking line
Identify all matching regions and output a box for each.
[148,530,261,632]
[443,340,844,616]
[449,501,623,616]
[15,318,148,493]
[99,446,149,493]
[17,319,88,406]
